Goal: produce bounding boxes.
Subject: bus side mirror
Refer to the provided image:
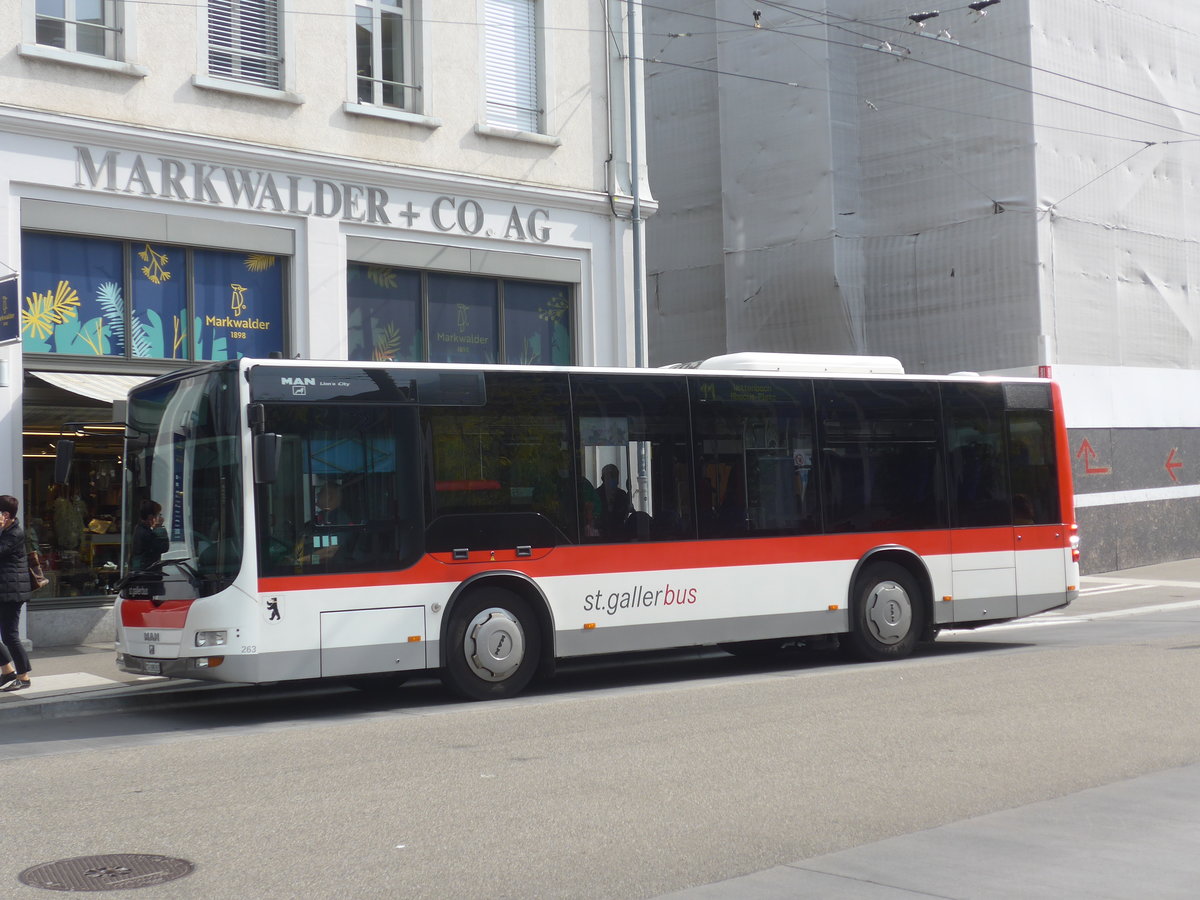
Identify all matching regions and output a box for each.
[54,439,75,485]
[253,432,281,484]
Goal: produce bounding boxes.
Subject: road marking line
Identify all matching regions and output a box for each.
[952,598,1200,632]
[1082,577,1200,590]
[1079,583,1152,596]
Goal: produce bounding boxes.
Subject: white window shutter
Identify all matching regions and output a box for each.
[209,0,282,89]
[485,0,538,132]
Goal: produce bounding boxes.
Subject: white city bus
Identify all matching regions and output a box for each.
[113,354,1079,699]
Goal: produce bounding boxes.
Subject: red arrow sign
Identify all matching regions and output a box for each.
[1165,447,1183,483]
[1075,439,1111,475]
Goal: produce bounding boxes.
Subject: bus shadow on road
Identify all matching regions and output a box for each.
[536,635,1034,697]
[0,637,1037,755]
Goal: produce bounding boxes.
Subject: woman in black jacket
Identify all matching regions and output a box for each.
[0,494,32,691]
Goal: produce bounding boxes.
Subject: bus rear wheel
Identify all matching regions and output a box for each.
[442,588,540,701]
[845,562,925,662]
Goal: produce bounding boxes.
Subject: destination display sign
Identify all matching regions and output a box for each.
[248,366,485,405]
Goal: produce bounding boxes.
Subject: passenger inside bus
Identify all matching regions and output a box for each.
[597,464,631,538]
[578,474,601,538]
[313,483,354,526]
[300,481,362,564]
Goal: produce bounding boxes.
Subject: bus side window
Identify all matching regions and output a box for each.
[571,374,694,543]
[255,405,419,576]
[1006,410,1060,525]
[942,383,1011,528]
[816,380,946,534]
[422,372,575,548]
[690,376,818,539]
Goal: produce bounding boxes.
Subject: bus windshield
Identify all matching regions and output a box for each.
[123,367,243,595]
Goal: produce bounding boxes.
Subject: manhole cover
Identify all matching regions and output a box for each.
[19,855,194,892]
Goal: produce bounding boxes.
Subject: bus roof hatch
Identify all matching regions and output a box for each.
[680,352,905,375]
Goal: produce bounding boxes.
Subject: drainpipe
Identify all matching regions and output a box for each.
[625,0,650,509]
[626,0,646,370]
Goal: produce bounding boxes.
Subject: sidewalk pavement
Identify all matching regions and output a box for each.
[0,640,205,721]
[657,762,1200,899]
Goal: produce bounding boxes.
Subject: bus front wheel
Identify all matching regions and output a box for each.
[442,588,540,701]
[846,562,925,661]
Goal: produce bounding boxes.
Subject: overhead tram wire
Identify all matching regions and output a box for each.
[756,0,1200,126]
[639,54,1174,147]
[108,0,1200,142]
[645,4,1200,208]
[642,1,1200,136]
[716,2,1200,139]
[637,1,1200,142]
[115,0,1200,127]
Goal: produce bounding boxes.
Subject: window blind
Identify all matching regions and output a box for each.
[484,0,539,132]
[208,0,282,89]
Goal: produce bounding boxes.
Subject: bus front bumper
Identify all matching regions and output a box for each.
[117,653,226,679]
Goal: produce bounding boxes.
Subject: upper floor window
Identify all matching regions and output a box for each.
[484,0,541,133]
[354,0,420,112]
[208,0,283,90]
[36,0,124,59]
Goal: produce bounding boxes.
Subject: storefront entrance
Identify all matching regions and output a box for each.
[22,372,147,606]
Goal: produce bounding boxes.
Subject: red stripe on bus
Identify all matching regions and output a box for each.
[1051,381,1077,528]
[948,527,1014,554]
[119,599,194,628]
[256,527,1069,594]
[1014,524,1074,550]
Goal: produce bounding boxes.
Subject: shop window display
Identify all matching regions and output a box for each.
[18,229,289,605]
[23,379,126,602]
[20,232,286,361]
[347,263,572,365]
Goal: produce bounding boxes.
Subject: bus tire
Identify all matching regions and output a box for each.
[442,588,540,701]
[846,562,925,662]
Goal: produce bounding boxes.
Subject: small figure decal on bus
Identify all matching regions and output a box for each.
[267,598,281,621]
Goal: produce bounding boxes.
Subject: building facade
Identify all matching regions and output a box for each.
[1,1,652,642]
[644,0,1200,572]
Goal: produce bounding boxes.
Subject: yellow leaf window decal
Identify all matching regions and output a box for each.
[22,280,80,340]
[137,244,172,284]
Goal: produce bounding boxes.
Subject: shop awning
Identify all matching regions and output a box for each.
[30,371,154,405]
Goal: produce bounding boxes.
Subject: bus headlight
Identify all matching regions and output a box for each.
[195,630,228,648]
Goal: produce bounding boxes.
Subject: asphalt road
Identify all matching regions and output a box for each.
[3,575,1200,899]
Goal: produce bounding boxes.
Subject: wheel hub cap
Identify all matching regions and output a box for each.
[463,608,526,682]
[866,581,911,645]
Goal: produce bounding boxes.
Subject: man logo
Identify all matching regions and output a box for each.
[144,632,160,642]
[281,376,315,396]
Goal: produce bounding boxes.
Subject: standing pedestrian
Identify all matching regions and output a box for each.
[0,494,33,691]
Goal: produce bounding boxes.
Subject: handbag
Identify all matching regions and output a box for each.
[28,550,49,592]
